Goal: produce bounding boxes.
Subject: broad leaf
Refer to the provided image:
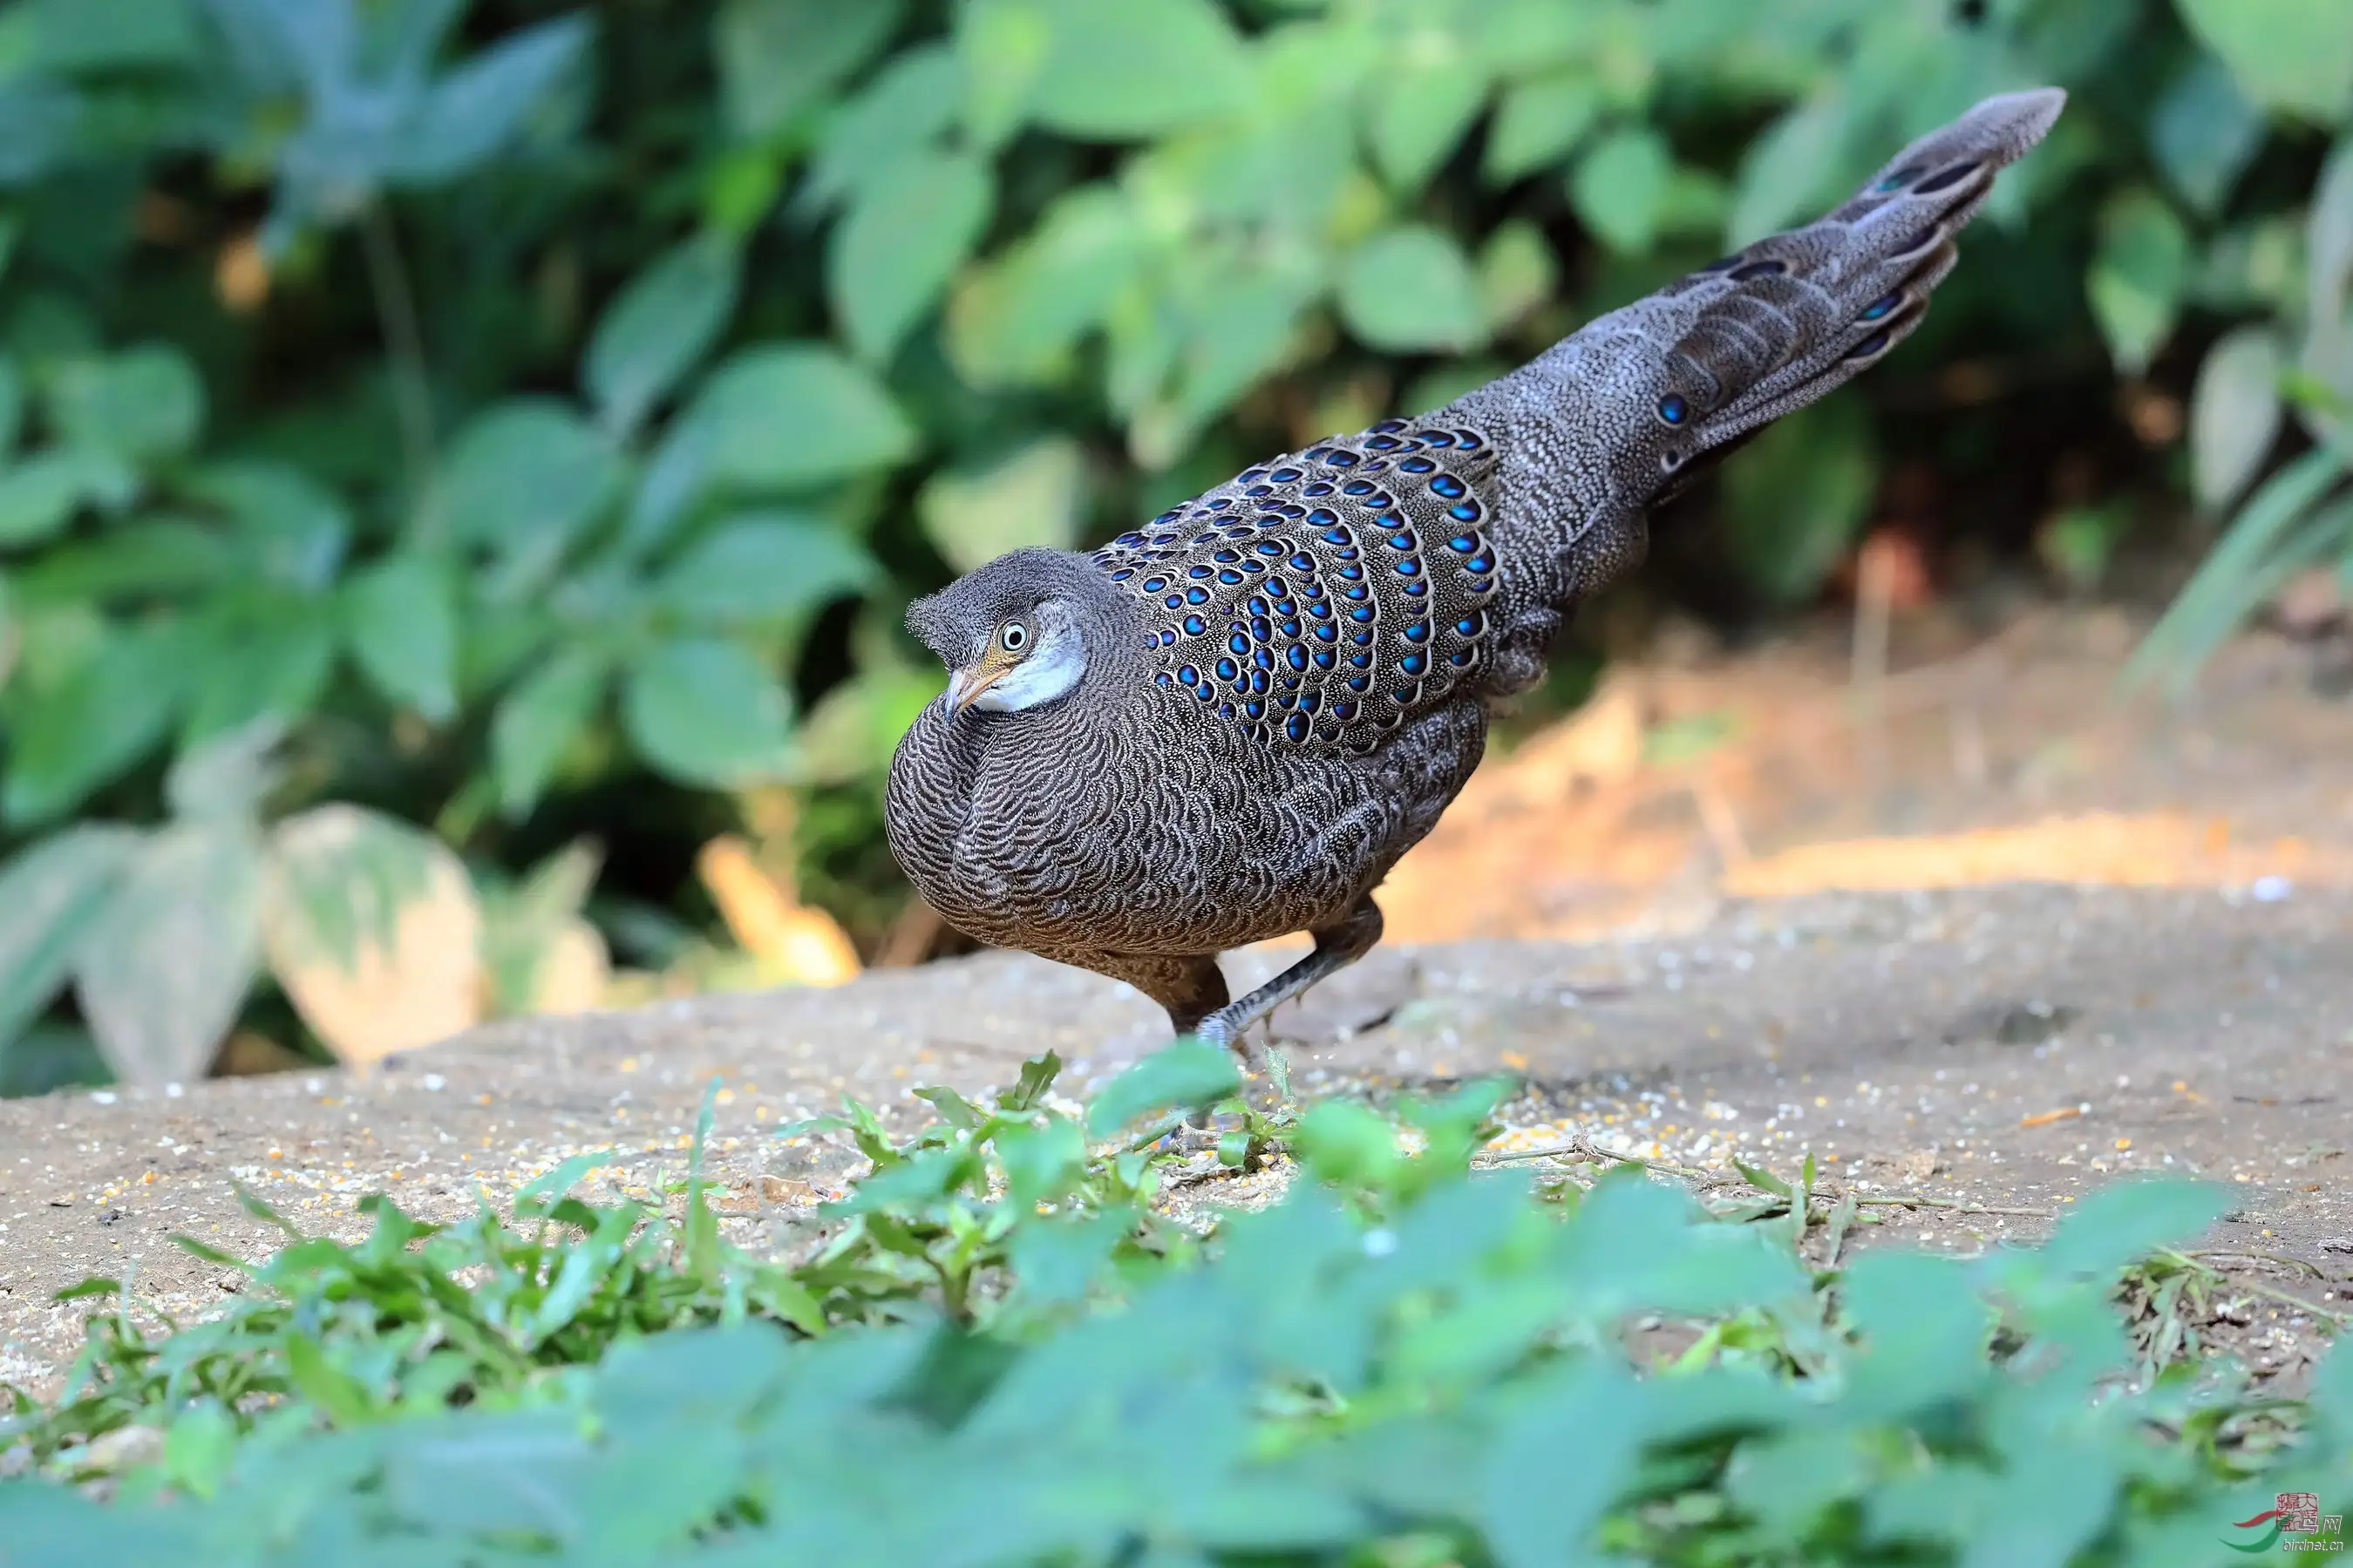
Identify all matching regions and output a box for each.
[829,149,994,364]
[73,821,263,1089]
[389,17,592,185]
[2149,55,2266,217]
[957,0,1246,142]
[683,345,916,492]
[1086,1040,1240,1137]
[180,602,338,746]
[0,825,139,1050]
[1476,221,1557,332]
[652,512,875,624]
[262,804,483,1066]
[491,648,612,818]
[916,438,1088,574]
[439,399,624,592]
[2189,327,2284,512]
[1722,398,1880,606]
[343,551,459,722]
[3,621,186,826]
[0,451,115,547]
[585,234,743,438]
[1339,227,1485,352]
[1728,95,1847,247]
[1484,71,1602,184]
[2173,0,2353,122]
[2087,188,2190,377]
[620,638,794,787]
[1572,125,1676,254]
[1364,48,1487,191]
[716,0,907,140]
[806,45,965,211]
[46,344,204,463]
[184,461,352,589]
[945,186,1139,387]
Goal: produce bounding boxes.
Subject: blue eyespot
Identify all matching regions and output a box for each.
[1395,558,1420,576]
[1189,587,1214,603]
[1286,713,1310,742]
[1244,699,1265,720]
[1657,394,1689,426]
[1447,534,1478,553]
[1178,665,1199,686]
[1388,533,1415,551]
[1188,565,1214,579]
[1448,501,1480,522]
[1216,571,1241,586]
[1860,291,1901,321]
[1456,614,1482,636]
[1349,605,1376,623]
[1343,481,1375,496]
[1403,580,1427,597]
[1400,457,1436,473]
[1287,645,1308,671]
[1143,577,1167,593]
[1430,474,1466,499]
[1289,553,1316,573]
[1112,568,1134,581]
[1331,699,1358,720]
[1464,553,1494,574]
[1325,450,1358,466]
[1420,430,1458,448]
[1164,594,1183,609]
[1270,466,1302,483]
[1312,648,1336,669]
[1312,623,1337,641]
[1400,651,1427,675]
[1403,621,1431,644]
[1183,614,1206,635]
[1215,658,1238,681]
[1280,620,1302,638]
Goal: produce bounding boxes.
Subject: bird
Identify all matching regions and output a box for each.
[886,88,2066,1058]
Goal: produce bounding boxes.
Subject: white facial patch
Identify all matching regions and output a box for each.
[970,621,1084,712]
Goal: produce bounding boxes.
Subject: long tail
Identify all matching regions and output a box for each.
[1462,88,2066,539]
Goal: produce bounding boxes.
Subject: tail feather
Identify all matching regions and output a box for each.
[1459,88,2066,529]
[1670,89,2066,455]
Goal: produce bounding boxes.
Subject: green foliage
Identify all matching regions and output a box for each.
[3,1046,2347,1565]
[5,0,2353,1083]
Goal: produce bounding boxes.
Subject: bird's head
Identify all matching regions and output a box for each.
[904,547,1124,717]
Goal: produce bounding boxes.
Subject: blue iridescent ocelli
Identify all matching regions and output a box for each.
[1402,621,1431,643]
[1270,466,1302,483]
[1189,587,1214,603]
[1400,457,1435,473]
[1216,657,1237,681]
[1144,576,1167,593]
[1183,614,1206,635]
[1400,651,1426,675]
[1429,473,1466,499]
[1343,480,1375,496]
[1217,570,1242,585]
[1448,500,1480,523]
[1178,665,1199,686]
[1228,632,1249,655]
[1860,291,1901,321]
[1464,553,1494,574]
[1287,645,1308,671]
[1395,558,1420,576]
[1164,594,1184,609]
[1285,713,1309,741]
[1657,394,1689,426]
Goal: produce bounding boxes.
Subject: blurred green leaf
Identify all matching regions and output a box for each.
[1086,1040,1239,1137]
[652,512,875,624]
[387,17,594,186]
[2149,55,2267,217]
[947,187,1139,386]
[1728,95,1846,248]
[916,437,1088,574]
[717,0,907,141]
[2189,327,2284,512]
[182,462,351,590]
[2173,0,2353,122]
[790,666,942,785]
[586,235,743,438]
[0,356,23,455]
[959,0,1245,141]
[3,621,185,826]
[1475,221,1558,333]
[806,44,965,211]
[1571,126,1674,254]
[1721,398,1879,606]
[683,345,917,493]
[829,150,995,364]
[440,401,624,587]
[1484,71,1602,183]
[1366,48,1488,191]
[0,451,116,548]
[343,552,459,723]
[262,803,458,978]
[47,345,204,464]
[491,648,611,819]
[2087,188,2190,377]
[72,819,262,1089]
[1340,227,1485,352]
[621,638,793,788]
[167,718,285,824]
[0,825,138,1051]
[180,603,338,747]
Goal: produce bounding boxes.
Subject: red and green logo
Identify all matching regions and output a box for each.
[2224,1492,2343,1553]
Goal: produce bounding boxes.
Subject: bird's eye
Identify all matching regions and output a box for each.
[998,621,1029,654]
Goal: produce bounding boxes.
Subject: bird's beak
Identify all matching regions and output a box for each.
[944,665,1005,716]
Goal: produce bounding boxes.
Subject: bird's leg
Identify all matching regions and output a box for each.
[1195,897,1384,1068]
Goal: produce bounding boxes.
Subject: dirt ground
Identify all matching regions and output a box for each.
[5,607,2353,1397]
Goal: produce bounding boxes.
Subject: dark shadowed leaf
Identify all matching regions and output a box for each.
[1722,398,1880,606]
[620,638,793,787]
[2150,54,2267,216]
[73,821,262,1089]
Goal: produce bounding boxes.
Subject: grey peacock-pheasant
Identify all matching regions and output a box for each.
[887,89,2066,1055]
